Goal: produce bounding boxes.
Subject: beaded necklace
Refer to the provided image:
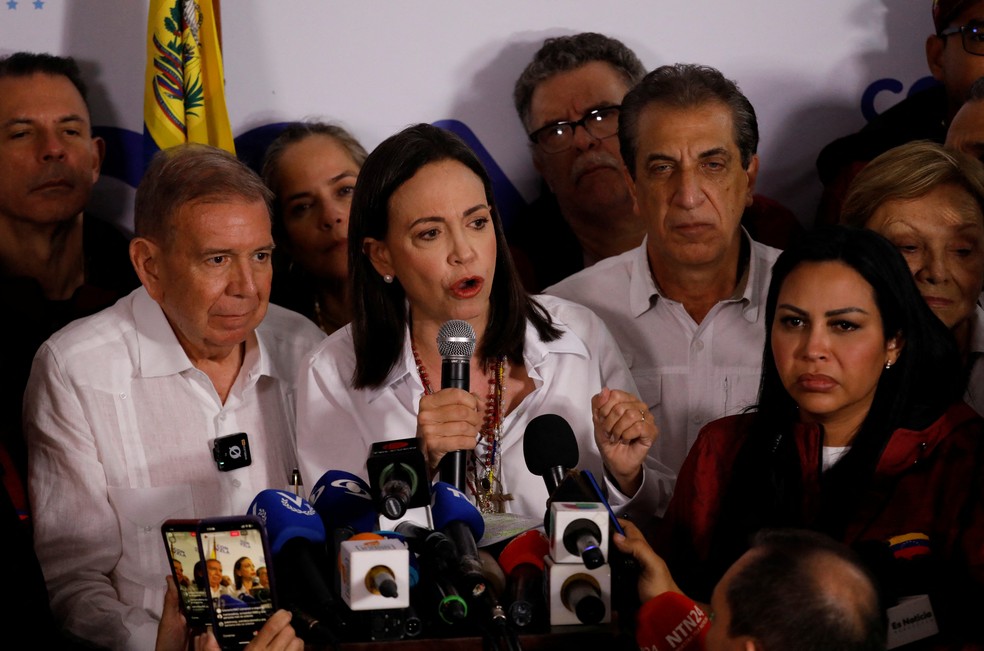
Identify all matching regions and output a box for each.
[411,340,509,513]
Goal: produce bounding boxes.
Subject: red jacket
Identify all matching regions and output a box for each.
[658,402,984,646]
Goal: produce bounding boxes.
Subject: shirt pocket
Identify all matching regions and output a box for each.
[633,371,662,413]
[108,484,195,593]
[722,370,762,416]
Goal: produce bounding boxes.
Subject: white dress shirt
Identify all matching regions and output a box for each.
[25,287,324,651]
[545,233,779,509]
[295,294,671,525]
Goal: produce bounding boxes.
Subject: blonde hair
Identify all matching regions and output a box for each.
[841,140,984,227]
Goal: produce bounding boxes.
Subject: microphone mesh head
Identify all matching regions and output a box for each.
[437,319,476,359]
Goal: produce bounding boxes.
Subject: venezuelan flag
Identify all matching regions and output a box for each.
[143,0,235,158]
[888,532,932,561]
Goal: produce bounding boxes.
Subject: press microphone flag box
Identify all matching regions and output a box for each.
[545,556,612,626]
[549,502,609,566]
[339,537,410,611]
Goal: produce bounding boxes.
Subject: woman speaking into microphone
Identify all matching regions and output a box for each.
[295,124,666,519]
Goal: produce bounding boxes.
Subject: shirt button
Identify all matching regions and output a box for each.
[693,340,704,352]
[120,393,127,400]
[219,413,226,421]
[232,479,241,488]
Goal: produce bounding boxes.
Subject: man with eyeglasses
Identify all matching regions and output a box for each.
[546,64,780,516]
[510,32,648,292]
[946,75,984,161]
[816,0,984,226]
[510,33,800,293]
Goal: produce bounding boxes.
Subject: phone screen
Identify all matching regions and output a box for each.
[161,519,210,629]
[198,516,277,650]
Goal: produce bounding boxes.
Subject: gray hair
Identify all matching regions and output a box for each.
[134,143,273,244]
[619,63,758,177]
[513,32,645,132]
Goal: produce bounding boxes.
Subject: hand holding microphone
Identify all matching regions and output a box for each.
[611,519,682,604]
[415,390,481,473]
[415,320,482,482]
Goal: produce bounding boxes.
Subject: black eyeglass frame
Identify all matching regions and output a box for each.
[939,23,984,56]
[527,105,622,152]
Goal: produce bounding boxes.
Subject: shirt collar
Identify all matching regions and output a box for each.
[133,287,196,378]
[364,327,420,404]
[362,307,589,402]
[632,229,760,323]
[133,286,266,383]
[522,305,589,380]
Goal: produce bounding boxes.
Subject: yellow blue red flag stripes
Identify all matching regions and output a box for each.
[143,0,235,156]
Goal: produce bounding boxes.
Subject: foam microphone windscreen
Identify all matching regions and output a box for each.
[248,489,325,554]
[635,591,710,651]
[523,413,580,477]
[498,530,549,575]
[309,469,378,534]
[431,482,485,540]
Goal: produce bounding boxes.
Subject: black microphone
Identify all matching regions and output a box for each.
[394,520,458,572]
[431,481,487,600]
[437,319,476,492]
[498,530,549,629]
[366,438,431,523]
[523,413,581,498]
[562,518,605,570]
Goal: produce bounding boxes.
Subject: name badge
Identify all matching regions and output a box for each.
[886,594,938,649]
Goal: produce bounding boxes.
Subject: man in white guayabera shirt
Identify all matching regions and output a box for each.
[25,144,324,650]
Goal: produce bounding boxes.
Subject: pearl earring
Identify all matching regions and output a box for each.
[884,360,893,370]
[383,274,394,284]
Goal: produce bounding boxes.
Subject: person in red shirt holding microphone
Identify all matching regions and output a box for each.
[615,523,884,651]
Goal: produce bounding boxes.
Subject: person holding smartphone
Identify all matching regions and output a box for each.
[24,145,325,650]
[156,577,302,651]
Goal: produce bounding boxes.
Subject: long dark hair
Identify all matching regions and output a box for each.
[708,226,964,588]
[233,557,252,591]
[348,123,560,388]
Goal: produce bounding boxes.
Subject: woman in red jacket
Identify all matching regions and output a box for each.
[658,225,984,647]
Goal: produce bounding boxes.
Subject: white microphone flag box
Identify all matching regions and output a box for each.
[545,556,611,626]
[548,502,609,565]
[339,537,410,611]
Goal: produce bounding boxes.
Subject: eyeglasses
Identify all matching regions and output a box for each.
[939,23,984,56]
[528,106,621,153]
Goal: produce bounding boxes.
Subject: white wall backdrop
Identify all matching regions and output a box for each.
[0,0,936,233]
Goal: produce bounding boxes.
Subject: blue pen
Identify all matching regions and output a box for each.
[581,469,626,536]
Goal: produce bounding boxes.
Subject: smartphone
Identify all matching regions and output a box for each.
[161,519,210,630]
[197,515,277,650]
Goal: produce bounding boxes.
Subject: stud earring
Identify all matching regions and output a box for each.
[884,360,893,370]
[383,274,394,284]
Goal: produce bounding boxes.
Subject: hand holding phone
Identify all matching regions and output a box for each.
[161,519,209,631]
[197,515,278,650]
